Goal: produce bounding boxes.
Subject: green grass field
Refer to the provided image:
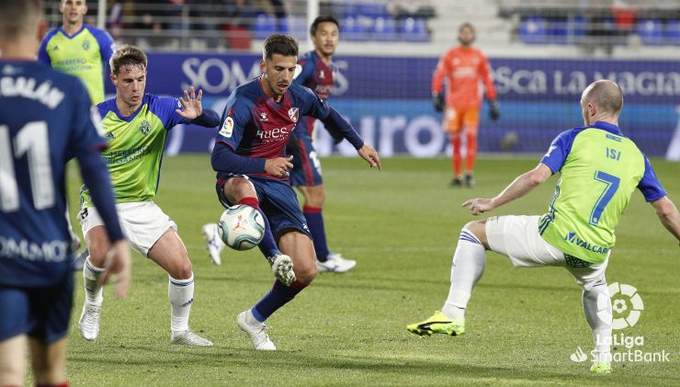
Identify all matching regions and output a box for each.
[61,155,679,386]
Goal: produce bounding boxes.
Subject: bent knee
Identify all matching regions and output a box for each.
[461,220,488,249]
[170,259,193,280]
[295,266,317,285]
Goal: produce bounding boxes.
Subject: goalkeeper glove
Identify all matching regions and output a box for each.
[489,99,500,121]
[432,92,444,112]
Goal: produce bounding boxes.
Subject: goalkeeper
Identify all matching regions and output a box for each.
[432,22,499,188]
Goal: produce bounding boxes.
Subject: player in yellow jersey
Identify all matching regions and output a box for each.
[39,0,114,105]
[408,80,680,374]
[77,45,221,346]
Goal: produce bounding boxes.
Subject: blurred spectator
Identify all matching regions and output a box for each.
[387,0,436,20]
[222,0,257,49]
[612,0,636,35]
[135,0,172,47]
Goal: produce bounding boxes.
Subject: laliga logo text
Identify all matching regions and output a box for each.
[570,283,671,364]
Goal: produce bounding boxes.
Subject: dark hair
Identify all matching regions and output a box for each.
[262,34,299,60]
[110,44,147,75]
[0,0,43,40]
[459,22,475,33]
[310,15,339,36]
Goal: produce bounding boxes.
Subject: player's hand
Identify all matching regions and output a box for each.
[489,100,500,121]
[176,86,203,120]
[432,93,444,112]
[99,239,132,299]
[357,144,382,170]
[462,198,495,216]
[265,156,294,178]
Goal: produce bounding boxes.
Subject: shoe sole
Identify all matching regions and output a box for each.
[407,325,460,337]
[202,228,222,266]
[273,257,295,285]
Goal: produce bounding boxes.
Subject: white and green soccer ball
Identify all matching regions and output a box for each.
[217,205,265,251]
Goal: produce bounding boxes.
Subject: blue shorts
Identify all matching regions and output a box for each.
[216,175,312,239]
[288,118,323,187]
[0,273,73,344]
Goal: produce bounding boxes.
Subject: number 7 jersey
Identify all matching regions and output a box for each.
[538,121,666,263]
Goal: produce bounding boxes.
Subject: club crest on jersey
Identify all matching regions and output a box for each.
[82,39,90,51]
[220,116,234,138]
[139,120,151,136]
[288,108,299,123]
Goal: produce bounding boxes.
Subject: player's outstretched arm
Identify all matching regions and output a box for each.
[462,163,552,215]
[357,144,381,170]
[650,196,680,247]
[100,239,132,299]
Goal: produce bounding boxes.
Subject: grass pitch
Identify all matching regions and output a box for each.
[62,156,679,386]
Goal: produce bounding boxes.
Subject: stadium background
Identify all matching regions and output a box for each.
[43,0,680,159]
[33,1,679,384]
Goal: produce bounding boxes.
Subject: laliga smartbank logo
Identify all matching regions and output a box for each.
[570,282,671,365]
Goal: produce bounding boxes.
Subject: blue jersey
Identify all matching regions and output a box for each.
[294,51,335,100]
[216,77,333,181]
[0,61,107,287]
[293,51,335,137]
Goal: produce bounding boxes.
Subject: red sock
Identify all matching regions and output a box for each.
[466,132,477,174]
[238,197,260,210]
[451,135,462,177]
[36,383,69,387]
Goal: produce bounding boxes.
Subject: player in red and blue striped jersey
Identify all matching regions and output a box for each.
[0,1,130,385]
[287,15,357,273]
[210,34,381,351]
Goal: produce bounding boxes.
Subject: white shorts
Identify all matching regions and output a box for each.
[79,202,177,257]
[485,215,608,290]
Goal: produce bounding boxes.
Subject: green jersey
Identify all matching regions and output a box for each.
[80,94,190,207]
[38,25,114,104]
[538,121,666,263]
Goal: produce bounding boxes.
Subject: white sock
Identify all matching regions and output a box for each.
[442,228,486,320]
[168,273,194,333]
[583,281,612,360]
[83,256,104,306]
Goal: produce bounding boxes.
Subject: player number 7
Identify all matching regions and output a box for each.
[589,171,620,226]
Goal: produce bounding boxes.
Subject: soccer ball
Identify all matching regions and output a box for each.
[217,205,265,251]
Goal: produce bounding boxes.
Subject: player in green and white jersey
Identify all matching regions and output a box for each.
[77,45,221,346]
[407,80,680,374]
[38,0,114,105]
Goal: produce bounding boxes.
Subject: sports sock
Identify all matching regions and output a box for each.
[168,273,194,332]
[442,228,486,320]
[465,131,477,174]
[451,135,462,177]
[83,257,104,306]
[238,197,281,258]
[303,205,330,262]
[582,281,612,361]
[252,280,307,322]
